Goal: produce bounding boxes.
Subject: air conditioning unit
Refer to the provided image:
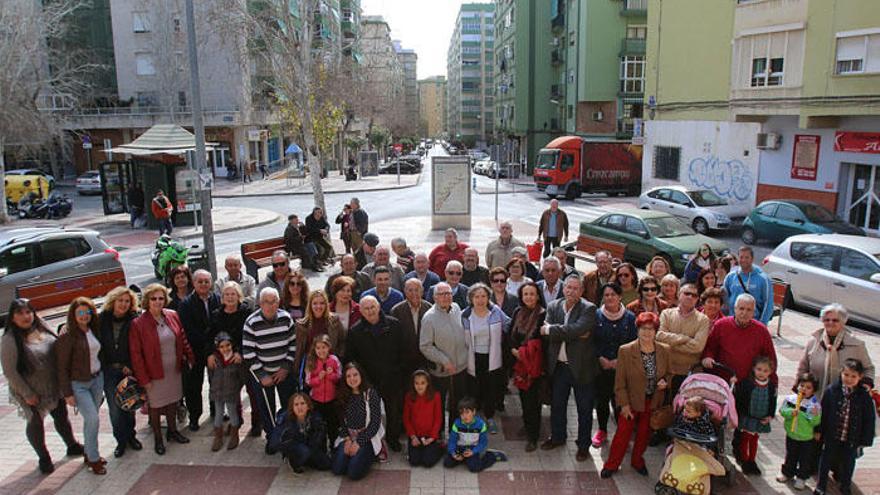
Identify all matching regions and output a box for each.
[756,132,781,150]
[592,111,604,122]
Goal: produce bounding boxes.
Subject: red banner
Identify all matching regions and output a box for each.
[834,131,880,154]
[791,134,820,181]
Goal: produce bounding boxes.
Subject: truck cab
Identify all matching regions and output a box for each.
[533,137,582,200]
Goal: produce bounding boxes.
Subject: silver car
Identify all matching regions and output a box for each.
[762,233,880,329]
[76,170,102,195]
[0,228,123,317]
[639,186,736,235]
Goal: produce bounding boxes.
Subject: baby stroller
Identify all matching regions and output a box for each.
[655,364,738,495]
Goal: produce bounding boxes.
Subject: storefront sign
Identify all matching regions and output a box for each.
[791,134,820,181]
[834,131,880,154]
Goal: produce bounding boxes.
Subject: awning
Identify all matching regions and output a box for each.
[285,143,302,155]
[105,124,217,156]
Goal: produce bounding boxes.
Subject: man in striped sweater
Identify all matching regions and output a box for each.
[242,287,296,452]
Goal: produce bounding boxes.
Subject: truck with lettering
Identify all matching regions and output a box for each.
[533,137,642,200]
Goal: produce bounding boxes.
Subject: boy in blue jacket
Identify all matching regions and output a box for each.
[444,397,507,472]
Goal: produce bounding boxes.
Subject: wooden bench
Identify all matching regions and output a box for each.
[563,234,627,268]
[241,237,301,280]
[16,268,127,313]
[770,279,790,337]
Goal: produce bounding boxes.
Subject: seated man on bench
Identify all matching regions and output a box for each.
[284,214,321,272]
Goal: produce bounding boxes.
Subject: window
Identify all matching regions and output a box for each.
[136,91,159,107]
[751,57,784,87]
[39,238,91,267]
[0,244,37,274]
[670,190,691,206]
[341,8,353,22]
[601,215,626,231]
[836,33,880,74]
[839,249,880,281]
[790,242,836,271]
[775,204,803,222]
[132,12,150,33]
[756,203,778,217]
[620,56,645,93]
[178,91,187,107]
[627,25,647,39]
[135,53,155,76]
[560,154,575,172]
[625,217,648,237]
[653,146,680,180]
[172,17,181,33]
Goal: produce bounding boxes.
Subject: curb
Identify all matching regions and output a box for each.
[171,212,285,242]
[211,174,422,198]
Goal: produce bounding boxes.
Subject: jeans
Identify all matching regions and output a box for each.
[287,443,331,470]
[71,373,104,463]
[433,372,468,435]
[781,436,817,480]
[817,439,858,493]
[183,356,206,425]
[332,443,375,480]
[248,372,297,436]
[594,368,616,431]
[550,363,595,449]
[213,399,242,428]
[468,353,502,420]
[519,384,542,443]
[408,442,444,467]
[603,399,652,471]
[303,242,319,267]
[103,367,135,447]
[444,452,496,472]
[158,218,173,236]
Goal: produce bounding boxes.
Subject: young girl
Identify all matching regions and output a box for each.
[777,373,821,491]
[815,359,875,495]
[305,334,341,448]
[403,370,443,468]
[673,396,715,439]
[734,355,776,476]
[207,332,244,451]
[269,392,331,473]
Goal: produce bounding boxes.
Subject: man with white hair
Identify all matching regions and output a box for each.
[362,245,406,291]
[215,255,257,308]
[485,221,524,269]
[404,252,440,295]
[427,260,469,309]
[392,278,432,379]
[242,288,296,452]
[536,257,564,303]
[177,269,221,430]
[701,293,777,385]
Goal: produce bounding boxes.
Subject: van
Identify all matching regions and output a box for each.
[5,175,51,203]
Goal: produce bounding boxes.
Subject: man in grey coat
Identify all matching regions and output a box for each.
[539,276,598,462]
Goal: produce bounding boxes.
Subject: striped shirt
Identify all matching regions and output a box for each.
[242,308,295,379]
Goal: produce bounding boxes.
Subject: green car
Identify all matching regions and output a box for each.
[741,199,865,245]
[580,209,729,275]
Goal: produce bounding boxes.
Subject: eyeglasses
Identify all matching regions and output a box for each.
[435,292,453,296]
[617,273,632,279]
[641,286,658,292]
[273,262,288,268]
[149,296,166,301]
[76,309,93,316]
[681,292,699,298]
[446,271,462,275]
[491,279,506,284]
[288,281,302,287]
[823,318,840,323]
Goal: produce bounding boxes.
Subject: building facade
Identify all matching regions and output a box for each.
[395,42,420,137]
[419,76,447,138]
[360,16,406,134]
[447,3,495,147]
[643,0,880,232]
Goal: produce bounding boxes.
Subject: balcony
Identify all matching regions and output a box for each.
[551,0,564,30]
[550,84,563,99]
[551,49,563,66]
[620,38,646,55]
[621,0,647,16]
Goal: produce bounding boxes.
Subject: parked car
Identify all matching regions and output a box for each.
[76,170,102,195]
[378,160,421,174]
[473,159,495,176]
[741,199,864,245]
[487,161,521,179]
[639,186,736,235]
[400,153,422,166]
[0,228,123,317]
[6,169,56,189]
[762,234,880,329]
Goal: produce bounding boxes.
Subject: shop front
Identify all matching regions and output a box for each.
[836,131,880,235]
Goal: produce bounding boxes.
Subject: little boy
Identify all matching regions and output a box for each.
[777,373,821,491]
[444,397,507,472]
[673,396,716,440]
[207,333,244,451]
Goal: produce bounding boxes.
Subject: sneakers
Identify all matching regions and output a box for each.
[777,474,792,483]
[793,478,806,491]
[487,418,499,435]
[591,430,607,448]
[487,449,508,462]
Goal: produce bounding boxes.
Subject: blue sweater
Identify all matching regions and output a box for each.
[594,310,637,360]
[723,266,773,325]
[448,416,488,456]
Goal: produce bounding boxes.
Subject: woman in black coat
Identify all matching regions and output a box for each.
[305,207,334,263]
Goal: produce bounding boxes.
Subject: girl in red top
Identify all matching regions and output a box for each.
[404,370,443,467]
[305,335,341,448]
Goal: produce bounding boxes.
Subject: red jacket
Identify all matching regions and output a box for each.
[129,309,194,386]
[701,316,777,385]
[512,338,543,391]
[428,242,469,279]
[151,196,172,219]
[403,391,442,440]
[306,354,341,404]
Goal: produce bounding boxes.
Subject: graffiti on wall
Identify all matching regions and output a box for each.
[687,155,754,202]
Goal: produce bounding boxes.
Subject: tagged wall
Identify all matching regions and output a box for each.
[643,120,760,216]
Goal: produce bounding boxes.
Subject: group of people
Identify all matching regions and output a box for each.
[1,200,875,495]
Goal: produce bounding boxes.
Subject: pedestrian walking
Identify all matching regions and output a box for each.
[538,199,569,258]
[151,189,173,236]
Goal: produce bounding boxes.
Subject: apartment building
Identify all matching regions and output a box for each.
[447,3,495,147]
[395,42,420,137]
[419,76,447,138]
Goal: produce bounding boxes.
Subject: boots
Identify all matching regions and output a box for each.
[227,427,240,450]
[211,427,224,452]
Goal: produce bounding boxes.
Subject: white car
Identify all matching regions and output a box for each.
[474,159,497,176]
[762,234,880,329]
[76,170,102,195]
[639,186,736,235]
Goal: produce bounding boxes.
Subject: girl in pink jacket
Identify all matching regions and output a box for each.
[306,334,341,448]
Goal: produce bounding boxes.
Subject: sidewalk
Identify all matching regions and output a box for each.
[212,170,421,198]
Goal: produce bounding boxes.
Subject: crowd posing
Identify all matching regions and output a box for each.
[1,198,875,495]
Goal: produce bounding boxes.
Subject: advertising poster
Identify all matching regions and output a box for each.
[791,134,820,181]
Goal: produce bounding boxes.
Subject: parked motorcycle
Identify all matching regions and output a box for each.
[151,235,210,283]
[17,193,48,219]
[45,191,72,219]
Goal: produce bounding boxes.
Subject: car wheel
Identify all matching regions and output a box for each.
[692,217,710,235]
[565,183,580,200]
[741,227,756,245]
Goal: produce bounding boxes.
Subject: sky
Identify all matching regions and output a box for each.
[359,0,493,80]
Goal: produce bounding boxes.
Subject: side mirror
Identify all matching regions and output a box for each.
[871,273,880,284]
[641,232,650,239]
[0,268,7,278]
[794,218,805,225]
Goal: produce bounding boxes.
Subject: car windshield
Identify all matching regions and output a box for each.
[799,203,837,223]
[690,190,727,207]
[535,151,559,169]
[645,216,696,238]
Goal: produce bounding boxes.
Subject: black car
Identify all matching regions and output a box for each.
[378,160,421,174]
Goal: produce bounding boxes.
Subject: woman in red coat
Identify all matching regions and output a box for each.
[507,282,545,452]
[129,283,194,455]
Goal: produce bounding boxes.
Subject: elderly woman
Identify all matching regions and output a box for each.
[167,265,193,311]
[797,303,874,398]
[626,275,667,316]
[505,258,533,298]
[615,263,640,306]
[1,299,83,474]
[699,287,725,324]
[461,283,510,434]
[507,282,545,452]
[98,287,142,458]
[57,297,106,474]
[659,274,680,308]
[329,275,361,337]
[601,312,671,479]
[646,256,672,282]
[130,283,195,455]
[294,290,344,382]
[488,267,519,317]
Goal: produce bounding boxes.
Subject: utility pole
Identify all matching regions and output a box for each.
[185,0,217,278]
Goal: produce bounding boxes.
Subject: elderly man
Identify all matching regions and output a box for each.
[427,260,469,309]
[723,246,773,326]
[242,288,296,451]
[553,247,580,281]
[361,266,404,314]
[429,228,469,278]
[538,199,569,258]
[283,214,320,272]
[257,250,290,299]
[391,279,432,380]
[391,237,416,274]
[420,282,469,432]
[485,221,525,269]
[461,248,490,287]
[354,232,380,270]
[177,269,221,431]
[362,245,406,291]
[540,276,598,462]
[583,250,615,305]
[701,293,777,385]
[537,257,564,303]
[325,253,373,301]
[215,255,257,308]
[349,197,369,251]
[346,296,405,451]
[404,252,441,295]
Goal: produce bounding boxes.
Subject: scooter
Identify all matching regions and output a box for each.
[17,193,49,219]
[45,191,72,219]
[151,235,210,283]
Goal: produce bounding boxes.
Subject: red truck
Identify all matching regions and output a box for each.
[532,137,643,200]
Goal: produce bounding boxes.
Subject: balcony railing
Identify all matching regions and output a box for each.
[621,0,647,15]
[620,38,646,55]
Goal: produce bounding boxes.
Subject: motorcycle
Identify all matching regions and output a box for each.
[17,193,49,219]
[45,191,72,219]
[151,235,210,283]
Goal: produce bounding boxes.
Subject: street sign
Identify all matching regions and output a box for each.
[199,172,213,189]
[82,135,92,150]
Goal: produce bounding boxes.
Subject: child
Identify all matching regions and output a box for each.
[776,373,821,491]
[734,355,776,476]
[404,370,444,468]
[207,332,244,451]
[673,396,716,440]
[269,393,331,473]
[305,334,341,448]
[444,397,507,472]
[815,359,875,495]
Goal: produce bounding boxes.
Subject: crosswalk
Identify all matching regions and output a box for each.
[518,203,616,228]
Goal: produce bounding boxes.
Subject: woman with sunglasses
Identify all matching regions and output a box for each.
[282,271,310,320]
[167,265,194,311]
[614,263,640,306]
[1,298,83,474]
[130,284,195,455]
[57,297,106,474]
[488,267,519,318]
[507,282,545,452]
[626,276,667,317]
